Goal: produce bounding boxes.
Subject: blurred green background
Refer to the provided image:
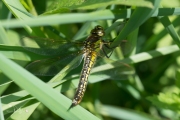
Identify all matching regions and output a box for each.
[1,0,180,120]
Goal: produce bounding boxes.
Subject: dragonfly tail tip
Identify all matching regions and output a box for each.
[67,103,76,111]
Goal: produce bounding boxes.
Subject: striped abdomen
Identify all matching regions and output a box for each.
[70,51,97,107]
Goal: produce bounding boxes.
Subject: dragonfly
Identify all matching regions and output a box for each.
[22,25,133,109]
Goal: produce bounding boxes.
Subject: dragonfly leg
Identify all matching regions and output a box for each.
[101,40,115,58]
[102,46,114,58]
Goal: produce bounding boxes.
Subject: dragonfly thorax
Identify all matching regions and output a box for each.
[83,25,105,54]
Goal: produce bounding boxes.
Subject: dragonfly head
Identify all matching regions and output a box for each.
[91,25,105,37]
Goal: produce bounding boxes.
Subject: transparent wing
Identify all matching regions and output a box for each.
[91,54,134,81]
[26,54,84,76]
[89,39,134,81]
[21,36,84,56]
[119,40,134,55]
[101,40,133,57]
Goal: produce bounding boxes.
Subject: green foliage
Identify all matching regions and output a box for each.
[43,0,153,15]
[145,70,180,116]
[0,0,180,120]
[147,87,180,113]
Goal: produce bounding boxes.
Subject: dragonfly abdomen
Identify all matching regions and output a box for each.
[70,51,97,107]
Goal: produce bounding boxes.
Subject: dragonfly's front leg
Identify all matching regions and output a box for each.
[101,40,115,58]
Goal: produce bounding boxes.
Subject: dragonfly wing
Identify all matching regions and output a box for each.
[101,40,133,57]
[91,57,134,81]
[21,36,83,56]
[26,54,84,76]
[119,40,134,56]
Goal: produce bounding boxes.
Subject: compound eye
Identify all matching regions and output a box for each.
[92,31,96,34]
[97,30,104,36]
[95,25,102,30]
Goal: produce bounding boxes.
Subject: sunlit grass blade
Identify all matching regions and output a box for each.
[0,98,5,120]
[2,81,67,116]
[0,26,10,44]
[2,0,47,37]
[1,7,180,29]
[6,100,40,120]
[0,53,99,119]
[158,16,180,48]
[98,105,159,120]
[90,45,179,72]
[43,0,153,15]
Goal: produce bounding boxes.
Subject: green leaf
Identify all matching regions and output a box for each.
[158,15,180,48]
[0,53,99,119]
[111,0,161,47]
[147,87,180,113]
[2,7,180,29]
[6,100,40,120]
[99,105,159,120]
[43,0,153,15]
[70,0,153,10]
[0,98,5,120]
